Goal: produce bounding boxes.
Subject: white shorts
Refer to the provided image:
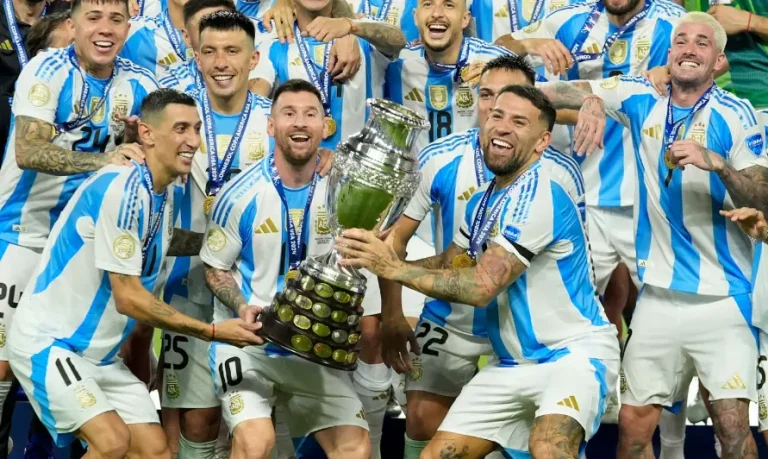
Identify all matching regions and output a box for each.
[758,328,768,431]
[162,295,217,409]
[621,284,758,408]
[585,206,639,294]
[438,353,618,452]
[210,343,368,435]
[405,318,492,398]
[9,344,158,447]
[0,241,42,360]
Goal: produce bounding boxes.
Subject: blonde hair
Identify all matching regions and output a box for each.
[672,12,727,52]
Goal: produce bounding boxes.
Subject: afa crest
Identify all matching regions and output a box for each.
[165,373,181,400]
[230,393,245,415]
[456,86,474,110]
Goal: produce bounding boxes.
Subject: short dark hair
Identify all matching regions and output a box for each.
[496,85,556,131]
[26,12,70,57]
[272,79,323,109]
[183,0,235,25]
[140,89,197,123]
[198,11,255,43]
[481,55,537,86]
[70,0,128,16]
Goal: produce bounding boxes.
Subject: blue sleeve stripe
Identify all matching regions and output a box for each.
[212,163,264,226]
[417,132,474,164]
[511,171,539,222]
[543,148,585,196]
[716,92,758,126]
[34,49,68,80]
[116,57,159,84]
[117,169,140,230]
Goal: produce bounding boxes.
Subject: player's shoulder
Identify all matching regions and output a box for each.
[542,1,594,24]
[115,56,160,87]
[417,129,477,167]
[23,46,72,83]
[614,74,657,93]
[466,37,512,59]
[647,0,686,20]
[128,14,161,32]
[251,93,272,111]
[501,162,550,223]
[401,42,426,58]
[712,87,760,128]
[541,146,581,177]
[211,159,271,225]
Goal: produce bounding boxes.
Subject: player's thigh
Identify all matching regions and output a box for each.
[608,206,641,290]
[9,345,116,447]
[585,206,620,295]
[621,285,690,408]
[685,292,758,403]
[422,431,496,459]
[758,329,768,433]
[126,422,171,459]
[210,343,274,432]
[279,356,369,436]
[313,424,370,459]
[406,320,491,398]
[404,390,455,440]
[0,241,41,361]
[76,411,131,458]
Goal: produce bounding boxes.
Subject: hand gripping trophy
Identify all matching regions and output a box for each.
[258,99,429,370]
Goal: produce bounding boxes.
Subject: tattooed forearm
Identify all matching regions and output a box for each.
[168,228,204,257]
[538,81,595,110]
[15,115,110,175]
[331,0,354,18]
[350,20,406,56]
[717,164,768,217]
[204,264,248,315]
[406,254,449,270]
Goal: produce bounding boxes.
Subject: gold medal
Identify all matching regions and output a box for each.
[324,116,337,138]
[203,195,215,216]
[285,269,300,281]
[452,253,477,268]
[663,149,676,169]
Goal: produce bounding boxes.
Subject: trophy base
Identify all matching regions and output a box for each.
[259,261,367,371]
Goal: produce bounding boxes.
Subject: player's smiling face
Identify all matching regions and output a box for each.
[69,0,130,75]
[478,69,532,131]
[481,92,549,176]
[198,28,258,99]
[268,91,325,166]
[668,22,725,89]
[147,104,202,177]
[415,0,469,53]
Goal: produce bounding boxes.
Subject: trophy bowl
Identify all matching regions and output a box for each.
[258,99,429,370]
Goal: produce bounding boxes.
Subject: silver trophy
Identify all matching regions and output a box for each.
[259,99,429,370]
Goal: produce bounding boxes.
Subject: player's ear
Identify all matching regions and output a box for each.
[713,52,727,75]
[461,9,470,29]
[267,116,275,137]
[250,49,259,72]
[182,28,192,49]
[138,120,154,147]
[534,130,551,155]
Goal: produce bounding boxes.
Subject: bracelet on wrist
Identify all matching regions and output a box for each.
[211,323,216,342]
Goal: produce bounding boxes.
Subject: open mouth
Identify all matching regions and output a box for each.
[210,75,235,87]
[289,133,310,144]
[678,60,700,69]
[93,41,114,53]
[427,23,449,39]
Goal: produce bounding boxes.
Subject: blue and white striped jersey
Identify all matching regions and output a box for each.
[590,76,768,297]
[405,128,585,336]
[163,92,272,306]
[236,0,274,19]
[257,29,390,149]
[350,0,419,42]
[135,0,165,18]
[0,46,158,249]
[513,0,685,207]
[9,163,176,363]
[200,156,333,356]
[121,12,191,79]
[385,38,513,155]
[470,0,582,43]
[455,161,617,364]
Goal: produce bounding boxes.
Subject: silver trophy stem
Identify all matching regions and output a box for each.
[304,248,367,294]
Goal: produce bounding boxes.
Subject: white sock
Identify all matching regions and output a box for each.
[353,361,391,459]
[273,404,297,459]
[213,421,230,459]
[178,434,216,459]
[403,434,429,459]
[659,409,686,459]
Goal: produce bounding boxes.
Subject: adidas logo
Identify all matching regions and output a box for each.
[254,217,279,234]
[495,5,509,17]
[0,40,12,51]
[583,43,600,55]
[159,53,178,67]
[355,408,366,420]
[289,57,301,66]
[404,88,424,102]
[556,395,580,412]
[722,374,746,390]
[642,125,662,140]
[457,186,476,201]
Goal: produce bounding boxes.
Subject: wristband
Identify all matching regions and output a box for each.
[747,13,753,32]
[211,323,216,342]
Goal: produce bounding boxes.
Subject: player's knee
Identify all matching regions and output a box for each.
[231,420,275,459]
[405,401,444,440]
[87,422,131,459]
[618,405,657,439]
[180,407,221,442]
[529,440,578,459]
[325,437,371,459]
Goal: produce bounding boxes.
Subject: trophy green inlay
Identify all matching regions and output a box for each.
[314,343,332,359]
[312,323,331,337]
[332,349,347,363]
[277,305,294,323]
[313,303,331,318]
[292,335,313,352]
[294,315,311,330]
[336,182,394,230]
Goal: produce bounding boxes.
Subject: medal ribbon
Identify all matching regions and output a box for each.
[201,90,253,197]
[662,83,715,184]
[363,0,392,20]
[162,10,187,62]
[425,36,470,83]
[269,154,318,270]
[295,23,333,116]
[473,131,486,187]
[507,0,546,32]
[139,163,168,261]
[571,0,651,64]
[57,46,117,133]
[4,0,29,68]
[137,0,144,16]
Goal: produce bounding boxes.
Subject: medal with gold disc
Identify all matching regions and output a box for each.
[285,269,300,281]
[324,116,337,138]
[452,252,477,268]
[463,177,516,267]
[200,90,254,214]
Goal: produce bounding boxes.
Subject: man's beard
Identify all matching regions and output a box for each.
[484,149,528,177]
[604,0,640,16]
[25,0,47,6]
[280,138,317,167]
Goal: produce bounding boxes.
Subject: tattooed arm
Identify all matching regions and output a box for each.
[167,228,204,257]
[203,264,249,316]
[537,81,595,110]
[331,0,354,18]
[538,81,606,155]
[14,115,143,175]
[348,19,406,57]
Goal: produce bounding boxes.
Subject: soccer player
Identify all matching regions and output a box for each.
[6,88,263,456]
[379,54,593,459]
[539,12,768,458]
[469,0,580,43]
[337,85,620,459]
[158,11,273,459]
[200,79,369,459]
